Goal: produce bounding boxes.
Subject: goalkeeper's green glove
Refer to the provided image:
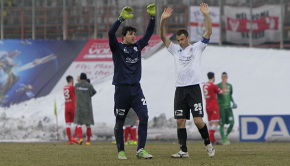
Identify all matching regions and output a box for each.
[232,102,237,109]
[118,6,133,22]
[147,3,156,19]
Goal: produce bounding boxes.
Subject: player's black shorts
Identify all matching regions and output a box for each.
[174,84,204,119]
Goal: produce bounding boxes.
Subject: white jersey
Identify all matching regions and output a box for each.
[167,41,207,87]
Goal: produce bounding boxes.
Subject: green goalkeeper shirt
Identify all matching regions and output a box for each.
[217,82,234,108]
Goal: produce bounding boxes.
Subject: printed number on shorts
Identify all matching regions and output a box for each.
[141,98,147,105]
[194,103,202,111]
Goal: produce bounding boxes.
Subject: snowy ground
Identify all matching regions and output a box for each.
[1,45,290,142]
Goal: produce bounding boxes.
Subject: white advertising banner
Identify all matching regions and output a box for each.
[225,5,280,44]
[190,6,220,43]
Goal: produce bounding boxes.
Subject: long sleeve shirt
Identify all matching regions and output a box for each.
[108,18,155,86]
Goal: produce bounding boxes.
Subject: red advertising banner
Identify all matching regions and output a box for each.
[75,39,112,62]
[74,34,169,62]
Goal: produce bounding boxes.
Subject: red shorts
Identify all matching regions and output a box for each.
[206,107,220,123]
[65,108,75,123]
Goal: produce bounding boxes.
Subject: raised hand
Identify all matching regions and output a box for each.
[232,102,238,109]
[160,7,173,48]
[200,3,209,15]
[161,7,173,20]
[120,6,134,19]
[147,3,156,16]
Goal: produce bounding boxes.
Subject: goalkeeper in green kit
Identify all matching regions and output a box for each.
[217,72,237,145]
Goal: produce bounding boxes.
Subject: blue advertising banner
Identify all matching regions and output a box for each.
[0,40,87,106]
[239,115,290,142]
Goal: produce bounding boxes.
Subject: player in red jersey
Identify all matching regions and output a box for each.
[123,108,138,145]
[63,75,78,145]
[203,72,224,144]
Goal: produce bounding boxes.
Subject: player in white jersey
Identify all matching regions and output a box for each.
[159,3,215,158]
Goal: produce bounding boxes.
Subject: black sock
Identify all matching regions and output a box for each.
[198,124,210,145]
[114,118,125,152]
[137,117,148,150]
[177,128,187,152]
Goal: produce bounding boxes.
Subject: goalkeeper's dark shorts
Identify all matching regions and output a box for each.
[114,84,148,120]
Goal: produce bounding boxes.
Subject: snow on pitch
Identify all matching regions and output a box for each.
[1,45,290,141]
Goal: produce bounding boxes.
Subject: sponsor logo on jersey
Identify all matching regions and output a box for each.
[177,47,194,62]
[76,87,88,91]
[179,56,192,62]
[175,110,183,116]
[126,57,139,63]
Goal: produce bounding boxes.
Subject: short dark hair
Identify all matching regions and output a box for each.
[66,75,73,83]
[176,29,189,37]
[207,72,214,79]
[80,73,87,80]
[122,26,137,37]
[222,72,227,75]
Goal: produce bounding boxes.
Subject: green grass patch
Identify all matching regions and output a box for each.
[0,141,289,166]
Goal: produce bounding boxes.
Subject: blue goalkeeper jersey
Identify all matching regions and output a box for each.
[108,18,155,86]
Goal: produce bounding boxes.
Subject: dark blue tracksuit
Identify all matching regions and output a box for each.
[109,17,155,152]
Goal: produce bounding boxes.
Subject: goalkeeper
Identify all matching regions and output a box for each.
[108,4,155,160]
[217,72,237,145]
